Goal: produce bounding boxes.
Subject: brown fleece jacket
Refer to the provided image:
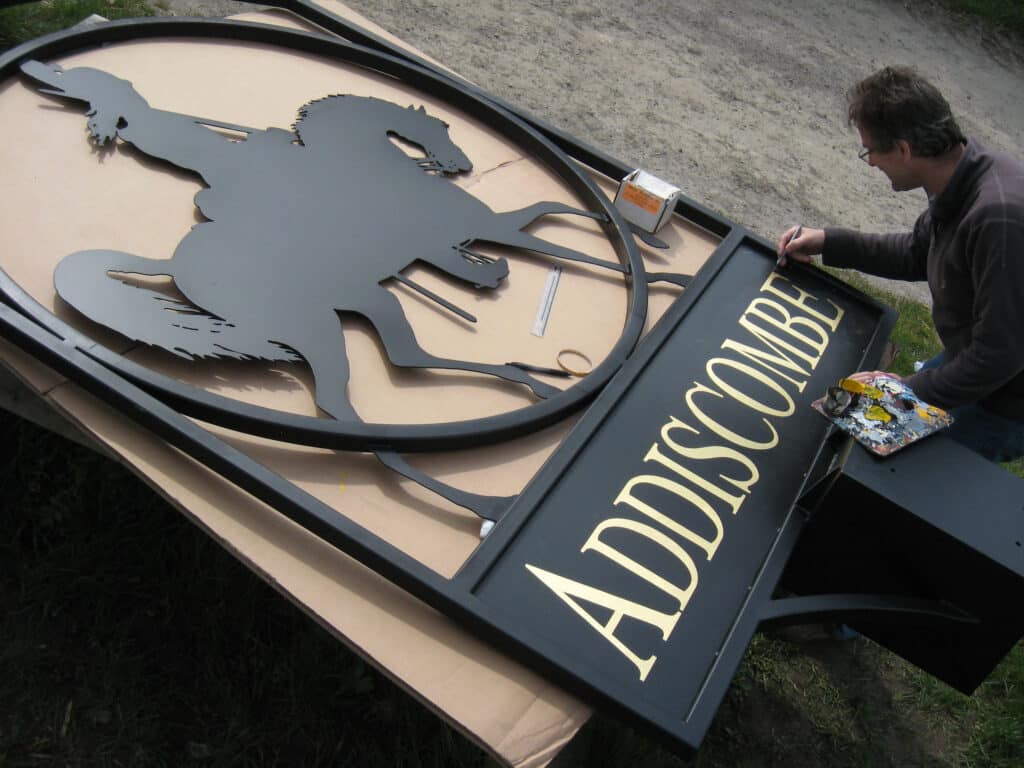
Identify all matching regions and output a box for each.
[823,139,1024,420]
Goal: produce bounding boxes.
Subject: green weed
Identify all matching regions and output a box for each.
[0,1,152,50]
[821,268,942,377]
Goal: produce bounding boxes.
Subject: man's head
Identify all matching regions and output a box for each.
[848,66,966,191]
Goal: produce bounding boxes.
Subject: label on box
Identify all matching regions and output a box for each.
[621,183,662,216]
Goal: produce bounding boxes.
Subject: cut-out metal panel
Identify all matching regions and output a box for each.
[1,15,648,454]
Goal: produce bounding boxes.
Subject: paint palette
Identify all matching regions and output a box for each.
[812,374,953,456]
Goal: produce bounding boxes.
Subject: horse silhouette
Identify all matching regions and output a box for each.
[23,60,627,426]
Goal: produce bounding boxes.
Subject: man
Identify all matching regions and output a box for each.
[777,66,1024,463]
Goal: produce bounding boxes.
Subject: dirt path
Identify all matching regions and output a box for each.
[164,0,1024,305]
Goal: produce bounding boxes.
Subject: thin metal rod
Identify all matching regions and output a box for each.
[191,116,256,134]
[392,273,476,323]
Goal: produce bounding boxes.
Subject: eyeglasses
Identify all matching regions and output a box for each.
[858,143,894,162]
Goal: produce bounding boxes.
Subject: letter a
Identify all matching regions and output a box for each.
[525,563,681,681]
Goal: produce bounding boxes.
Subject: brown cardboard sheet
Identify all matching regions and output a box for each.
[0,4,720,765]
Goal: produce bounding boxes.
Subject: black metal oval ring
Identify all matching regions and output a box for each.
[0,16,647,452]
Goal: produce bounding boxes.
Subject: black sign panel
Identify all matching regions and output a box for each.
[460,233,892,748]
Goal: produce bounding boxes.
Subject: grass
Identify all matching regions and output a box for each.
[0,0,151,50]
[937,0,1024,37]
[2,1,1023,766]
[0,410,498,767]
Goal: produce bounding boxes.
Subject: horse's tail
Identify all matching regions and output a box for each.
[54,249,299,363]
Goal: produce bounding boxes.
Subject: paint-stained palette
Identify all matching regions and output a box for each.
[813,375,953,456]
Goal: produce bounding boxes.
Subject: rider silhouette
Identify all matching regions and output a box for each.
[23,61,626,411]
[22,59,627,519]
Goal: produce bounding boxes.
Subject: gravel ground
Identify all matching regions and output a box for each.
[154,0,1024,306]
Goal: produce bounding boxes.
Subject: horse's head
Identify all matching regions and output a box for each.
[294,95,472,175]
[390,104,472,175]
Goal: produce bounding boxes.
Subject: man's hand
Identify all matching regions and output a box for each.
[776,226,825,267]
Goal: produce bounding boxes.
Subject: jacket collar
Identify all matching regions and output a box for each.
[930,138,990,221]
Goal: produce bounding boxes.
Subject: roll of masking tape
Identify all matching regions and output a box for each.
[556,349,593,377]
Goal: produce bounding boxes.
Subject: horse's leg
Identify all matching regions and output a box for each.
[409,244,509,289]
[291,311,515,521]
[473,229,627,274]
[473,201,624,274]
[267,311,362,423]
[356,292,562,399]
[375,452,515,523]
[497,201,605,230]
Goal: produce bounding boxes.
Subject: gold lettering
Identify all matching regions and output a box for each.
[684,381,780,451]
[615,473,723,560]
[737,310,820,368]
[760,272,846,331]
[525,563,675,681]
[525,273,848,684]
[644,441,748,516]
[705,356,796,418]
[660,416,760,496]
[745,298,830,363]
[582,517,699,614]
[721,330,810,393]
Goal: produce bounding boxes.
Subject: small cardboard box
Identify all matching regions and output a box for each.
[613,169,681,233]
